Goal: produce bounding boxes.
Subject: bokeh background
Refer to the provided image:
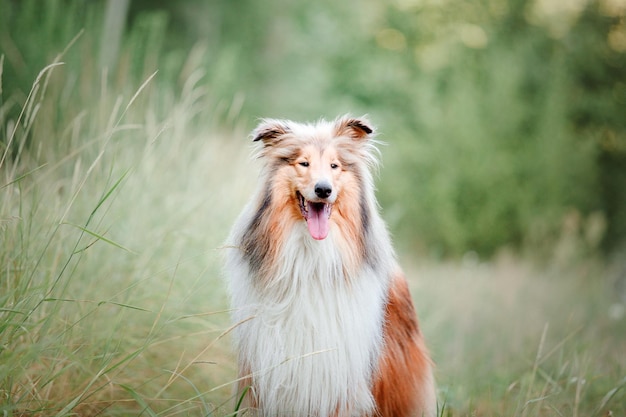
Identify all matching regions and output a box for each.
[1,0,625,415]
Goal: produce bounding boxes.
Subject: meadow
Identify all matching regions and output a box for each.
[1,50,625,417]
[2,1,626,416]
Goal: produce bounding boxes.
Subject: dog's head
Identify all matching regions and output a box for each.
[251,115,377,240]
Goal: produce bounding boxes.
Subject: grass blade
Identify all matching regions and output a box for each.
[63,222,136,254]
[91,169,130,216]
[234,385,251,416]
[53,366,107,417]
[0,163,48,190]
[41,297,150,312]
[0,62,64,170]
[125,70,158,114]
[118,384,158,417]
[594,376,626,416]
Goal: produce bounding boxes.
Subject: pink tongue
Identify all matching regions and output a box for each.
[306,203,330,240]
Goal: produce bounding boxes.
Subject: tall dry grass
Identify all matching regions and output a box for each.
[0,39,254,414]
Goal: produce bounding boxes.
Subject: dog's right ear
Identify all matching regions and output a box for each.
[251,119,290,146]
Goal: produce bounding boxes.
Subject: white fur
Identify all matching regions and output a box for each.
[226,116,403,416]
[227,220,391,417]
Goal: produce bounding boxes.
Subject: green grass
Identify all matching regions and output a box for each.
[0,48,247,415]
[2,40,625,417]
[412,255,626,416]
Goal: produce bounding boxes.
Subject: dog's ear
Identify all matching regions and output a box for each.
[251,119,290,146]
[334,115,374,140]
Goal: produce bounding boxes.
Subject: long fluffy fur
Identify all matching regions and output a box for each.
[226,115,436,417]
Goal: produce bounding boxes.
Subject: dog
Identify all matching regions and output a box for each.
[225,115,436,416]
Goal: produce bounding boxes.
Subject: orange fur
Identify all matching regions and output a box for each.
[373,272,436,417]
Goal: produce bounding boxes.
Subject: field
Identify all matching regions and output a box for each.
[1,54,625,417]
[3,0,626,411]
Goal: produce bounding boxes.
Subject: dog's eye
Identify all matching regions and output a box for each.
[299,161,309,167]
[330,163,339,169]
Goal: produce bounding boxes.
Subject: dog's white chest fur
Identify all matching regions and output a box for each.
[229,226,388,416]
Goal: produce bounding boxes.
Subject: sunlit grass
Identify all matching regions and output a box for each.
[0,46,251,414]
[1,33,625,417]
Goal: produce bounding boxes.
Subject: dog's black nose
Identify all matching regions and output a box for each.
[315,181,332,199]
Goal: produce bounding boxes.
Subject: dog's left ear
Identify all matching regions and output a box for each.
[334,115,375,140]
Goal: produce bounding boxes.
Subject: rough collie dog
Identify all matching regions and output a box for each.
[226,115,435,417]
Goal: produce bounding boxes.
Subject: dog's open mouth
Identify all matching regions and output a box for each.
[297,192,332,240]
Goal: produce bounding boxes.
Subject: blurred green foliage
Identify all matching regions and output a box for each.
[1,0,625,258]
